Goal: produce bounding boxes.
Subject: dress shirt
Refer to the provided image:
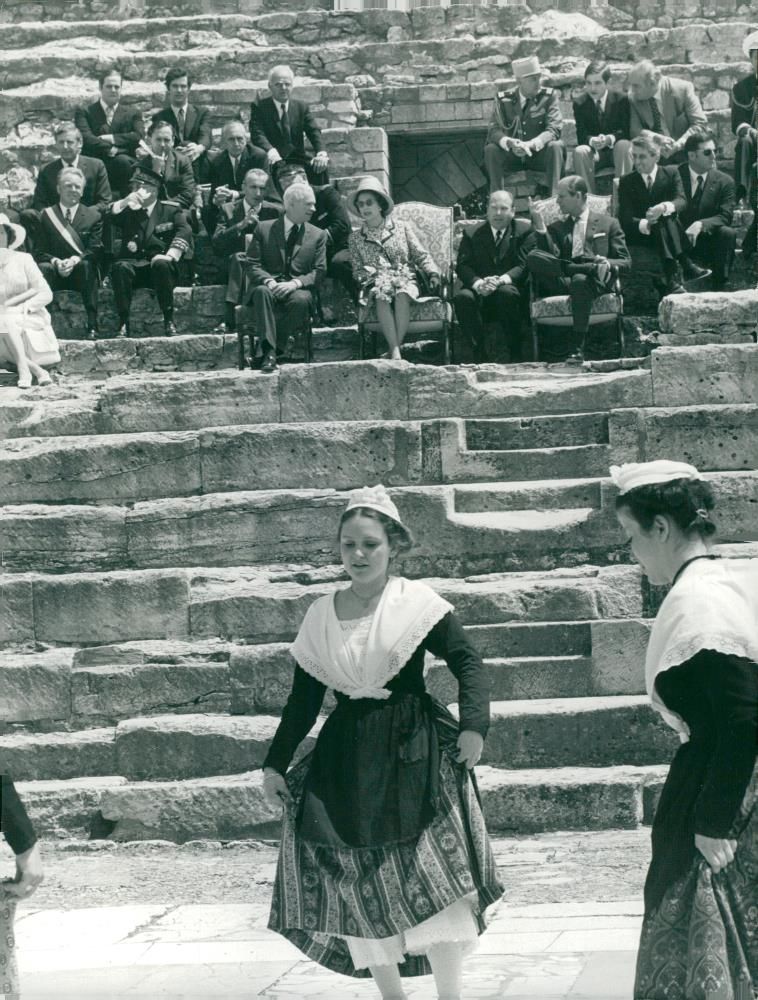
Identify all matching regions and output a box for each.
[689,167,707,194]
[60,155,80,170]
[265,216,303,288]
[637,166,676,234]
[100,100,117,125]
[570,208,589,258]
[171,103,189,139]
[276,101,289,119]
[60,203,79,224]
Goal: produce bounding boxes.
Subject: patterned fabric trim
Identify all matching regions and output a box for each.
[531,292,620,319]
[658,634,758,673]
[0,889,19,996]
[363,297,448,323]
[532,193,612,225]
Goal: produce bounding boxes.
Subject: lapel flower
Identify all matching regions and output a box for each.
[126,241,138,253]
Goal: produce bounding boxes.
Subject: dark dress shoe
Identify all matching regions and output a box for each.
[565,348,585,365]
[164,320,178,337]
[261,351,278,374]
[85,327,98,341]
[680,258,711,281]
[711,275,729,291]
[665,281,686,295]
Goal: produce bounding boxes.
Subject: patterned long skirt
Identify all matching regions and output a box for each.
[634,765,758,1000]
[268,714,503,978]
[0,886,19,997]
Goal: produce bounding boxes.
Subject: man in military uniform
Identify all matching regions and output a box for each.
[109,164,193,337]
[731,30,758,258]
[484,56,565,196]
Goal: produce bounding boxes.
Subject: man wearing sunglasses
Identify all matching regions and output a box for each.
[677,130,736,290]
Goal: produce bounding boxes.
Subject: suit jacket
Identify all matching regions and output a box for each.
[245,217,327,296]
[211,197,283,258]
[110,200,193,261]
[573,90,630,147]
[74,101,143,158]
[535,210,630,274]
[209,145,269,195]
[310,184,351,255]
[249,97,324,159]
[629,76,707,145]
[34,203,104,264]
[136,150,196,209]
[677,165,736,231]
[32,155,112,213]
[151,103,212,149]
[618,165,687,237]
[456,218,536,289]
[486,86,562,147]
[731,74,758,133]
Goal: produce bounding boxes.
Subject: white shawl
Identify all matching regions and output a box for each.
[646,557,758,741]
[291,576,453,699]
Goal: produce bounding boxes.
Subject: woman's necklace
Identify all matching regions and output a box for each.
[349,582,384,608]
[671,553,719,587]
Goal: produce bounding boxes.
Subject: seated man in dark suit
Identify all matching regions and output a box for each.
[21,122,111,249]
[244,181,327,373]
[627,61,708,165]
[151,67,212,183]
[274,158,356,302]
[618,133,710,296]
[249,65,329,186]
[109,164,193,337]
[527,174,630,362]
[74,67,143,197]
[206,120,268,235]
[454,189,535,363]
[731,31,758,258]
[483,56,565,196]
[211,167,282,333]
[677,130,736,290]
[34,166,103,340]
[572,61,632,193]
[137,119,196,209]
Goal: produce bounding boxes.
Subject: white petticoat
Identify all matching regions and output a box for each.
[343,892,479,969]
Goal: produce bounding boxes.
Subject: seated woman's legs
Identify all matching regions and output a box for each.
[1,329,32,387]
[393,292,412,350]
[375,298,401,359]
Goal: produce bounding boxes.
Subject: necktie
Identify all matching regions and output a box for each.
[571,216,584,258]
[494,229,504,251]
[65,208,73,224]
[105,106,114,126]
[284,223,300,277]
[692,174,704,207]
[231,156,238,186]
[279,104,292,147]
[646,173,654,191]
[176,107,185,140]
[649,97,663,133]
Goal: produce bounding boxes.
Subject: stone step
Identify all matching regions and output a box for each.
[447,442,612,483]
[465,412,609,451]
[453,479,603,513]
[484,696,677,769]
[0,727,117,781]
[17,762,669,841]
[426,654,599,703]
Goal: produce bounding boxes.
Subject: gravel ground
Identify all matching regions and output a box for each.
[1,829,651,911]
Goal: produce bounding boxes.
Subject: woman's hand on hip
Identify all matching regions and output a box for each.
[5,842,44,899]
[456,730,484,769]
[263,768,292,811]
[695,834,738,874]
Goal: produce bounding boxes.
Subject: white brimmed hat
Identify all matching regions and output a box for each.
[610,460,702,496]
[0,212,26,251]
[348,175,394,216]
[344,485,403,526]
[743,29,758,55]
[512,56,542,79]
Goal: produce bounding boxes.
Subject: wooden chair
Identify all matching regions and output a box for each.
[357,201,455,364]
[528,193,625,361]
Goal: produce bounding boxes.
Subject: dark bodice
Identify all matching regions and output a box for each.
[1,775,37,856]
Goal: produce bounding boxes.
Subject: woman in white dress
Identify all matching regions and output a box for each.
[0,213,60,388]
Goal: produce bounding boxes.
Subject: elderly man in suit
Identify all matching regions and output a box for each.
[249,65,329,186]
[627,61,708,165]
[618,133,710,297]
[454,190,536,363]
[206,121,269,234]
[526,174,630,362]
[676,130,736,290]
[137,119,196,210]
[274,158,356,302]
[34,166,103,340]
[484,56,565,197]
[732,31,758,259]
[108,164,193,338]
[244,182,327,373]
[74,68,143,196]
[572,61,632,193]
[212,167,283,333]
[151,67,212,183]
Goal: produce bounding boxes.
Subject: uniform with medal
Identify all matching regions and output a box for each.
[731,30,758,258]
[109,165,193,337]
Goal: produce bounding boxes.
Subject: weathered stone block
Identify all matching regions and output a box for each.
[0,728,116,781]
[0,576,35,645]
[280,361,410,421]
[589,619,652,696]
[33,569,191,644]
[191,579,329,643]
[19,777,128,840]
[658,290,758,344]
[632,404,758,471]
[0,648,73,723]
[229,643,295,713]
[0,504,127,573]
[651,345,758,406]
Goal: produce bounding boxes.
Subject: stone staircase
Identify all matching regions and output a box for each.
[1,344,757,843]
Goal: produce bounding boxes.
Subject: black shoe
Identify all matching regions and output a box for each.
[711,274,729,291]
[566,344,585,364]
[665,281,686,295]
[85,326,98,341]
[261,350,278,374]
[164,320,178,337]
[680,257,711,282]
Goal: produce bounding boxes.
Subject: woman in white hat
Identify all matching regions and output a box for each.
[262,485,502,1000]
[611,460,758,999]
[348,176,441,360]
[0,213,60,388]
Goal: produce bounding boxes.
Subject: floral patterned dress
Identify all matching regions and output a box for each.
[348,216,439,302]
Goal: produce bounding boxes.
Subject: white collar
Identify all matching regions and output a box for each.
[59,203,78,218]
[60,155,80,169]
[573,206,590,224]
[283,216,300,234]
[100,99,117,116]
[490,223,508,240]
[145,200,158,216]
[597,91,608,111]
[642,165,658,185]
[276,100,288,114]
[171,103,189,115]
[243,198,260,214]
[689,166,708,187]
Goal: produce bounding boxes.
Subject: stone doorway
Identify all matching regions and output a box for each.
[390,129,487,208]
